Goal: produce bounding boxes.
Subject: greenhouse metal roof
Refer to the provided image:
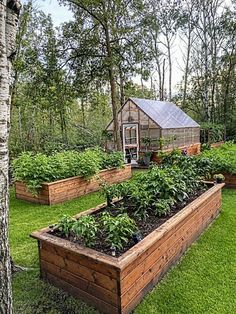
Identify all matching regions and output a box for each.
[130,98,200,129]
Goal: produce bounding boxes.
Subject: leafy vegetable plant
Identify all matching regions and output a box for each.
[101,212,138,250]
[13,148,125,194]
[52,215,76,237]
[154,199,173,217]
[72,215,98,247]
[196,142,236,175]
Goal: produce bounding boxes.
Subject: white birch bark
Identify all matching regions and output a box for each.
[0,1,20,313]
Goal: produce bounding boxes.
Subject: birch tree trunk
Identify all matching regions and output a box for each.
[166,37,172,101]
[0,1,20,313]
[182,26,193,109]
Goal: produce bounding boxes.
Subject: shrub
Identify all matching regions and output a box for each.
[213,173,225,183]
[200,122,225,144]
[154,199,173,217]
[101,160,203,221]
[13,152,53,195]
[76,149,103,178]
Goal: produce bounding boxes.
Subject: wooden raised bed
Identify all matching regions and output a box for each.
[151,143,201,163]
[15,164,131,205]
[31,183,224,313]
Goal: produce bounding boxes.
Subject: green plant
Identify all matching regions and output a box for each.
[52,215,76,237]
[197,142,236,175]
[141,137,153,166]
[108,156,204,220]
[132,187,153,220]
[100,182,121,206]
[101,212,138,250]
[13,152,53,195]
[213,174,225,183]
[13,149,125,194]
[201,143,211,152]
[101,151,124,169]
[77,149,102,177]
[154,199,173,217]
[158,137,170,150]
[72,215,98,247]
[142,136,152,150]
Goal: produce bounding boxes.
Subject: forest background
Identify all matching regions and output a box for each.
[10,0,236,155]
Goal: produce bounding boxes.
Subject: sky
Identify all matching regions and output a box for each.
[22,0,73,25]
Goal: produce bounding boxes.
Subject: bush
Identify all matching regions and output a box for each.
[50,147,220,252]
[51,215,76,238]
[13,149,124,194]
[13,152,53,194]
[51,211,137,251]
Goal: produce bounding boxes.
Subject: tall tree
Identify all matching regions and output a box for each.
[0,1,21,313]
[152,0,181,101]
[60,0,146,150]
[189,0,224,121]
[10,5,78,154]
[179,0,197,109]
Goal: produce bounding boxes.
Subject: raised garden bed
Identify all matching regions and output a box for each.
[16,164,131,205]
[198,142,236,188]
[151,143,201,164]
[31,182,224,314]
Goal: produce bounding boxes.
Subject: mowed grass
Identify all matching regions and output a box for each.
[11,188,236,314]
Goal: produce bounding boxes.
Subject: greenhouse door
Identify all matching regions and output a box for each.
[122,124,139,164]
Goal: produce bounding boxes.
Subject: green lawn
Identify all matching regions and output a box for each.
[11,188,236,314]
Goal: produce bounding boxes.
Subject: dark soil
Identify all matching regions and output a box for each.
[51,187,208,257]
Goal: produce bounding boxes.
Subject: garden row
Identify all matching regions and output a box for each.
[158,141,236,187]
[199,141,236,187]
[13,149,131,205]
[32,151,224,313]
[13,142,236,206]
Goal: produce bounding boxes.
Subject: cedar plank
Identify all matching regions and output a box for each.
[41,260,119,306]
[121,207,219,314]
[42,271,119,314]
[15,194,49,204]
[16,165,131,205]
[15,190,49,200]
[41,241,120,279]
[40,249,118,293]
